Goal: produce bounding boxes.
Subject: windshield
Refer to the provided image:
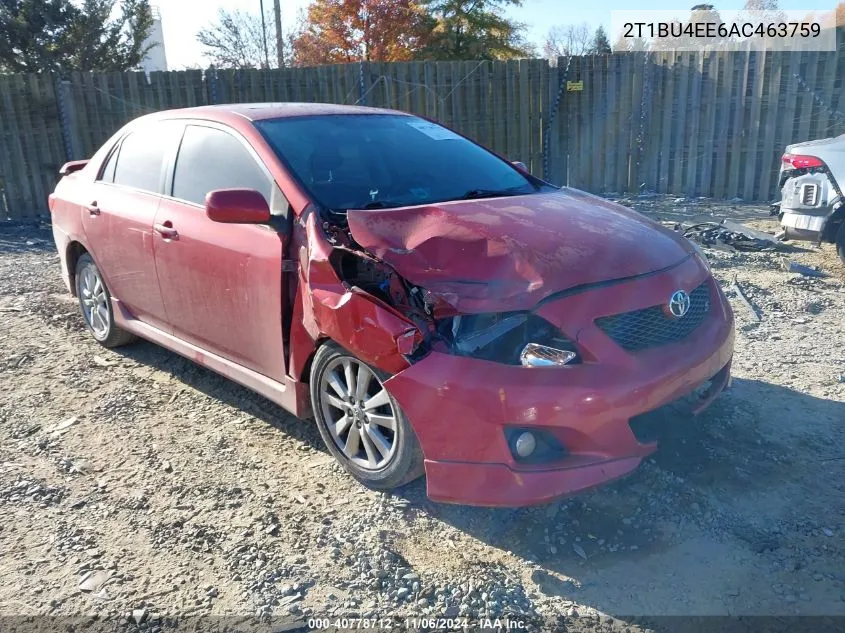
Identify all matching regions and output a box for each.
[255,114,539,211]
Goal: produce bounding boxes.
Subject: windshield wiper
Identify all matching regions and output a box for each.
[460,187,527,200]
[360,200,403,209]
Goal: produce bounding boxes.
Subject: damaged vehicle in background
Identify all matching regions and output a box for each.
[776,134,845,264]
[48,104,735,507]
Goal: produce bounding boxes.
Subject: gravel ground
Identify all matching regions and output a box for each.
[0,196,843,632]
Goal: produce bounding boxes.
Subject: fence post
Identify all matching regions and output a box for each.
[54,77,81,161]
[358,61,367,105]
[543,56,570,183]
[207,66,219,105]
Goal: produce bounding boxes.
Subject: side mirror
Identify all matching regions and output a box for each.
[512,160,528,173]
[205,188,271,224]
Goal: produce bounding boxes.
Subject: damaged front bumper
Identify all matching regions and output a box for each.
[382,268,735,507]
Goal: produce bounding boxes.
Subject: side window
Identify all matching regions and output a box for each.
[172,125,271,206]
[113,128,169,193]
[99,145,119,183]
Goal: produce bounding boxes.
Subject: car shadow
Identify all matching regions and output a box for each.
[116,339,327,452]
[391,378,845,618]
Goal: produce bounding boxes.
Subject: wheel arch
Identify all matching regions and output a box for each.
[822,204,845,244]
[65,240,90,296]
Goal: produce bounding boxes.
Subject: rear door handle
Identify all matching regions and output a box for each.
[86,202,100,216]
[154,223,179,239]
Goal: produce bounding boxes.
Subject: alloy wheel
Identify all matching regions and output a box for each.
[319,357,398,470]
[79,265,110,338]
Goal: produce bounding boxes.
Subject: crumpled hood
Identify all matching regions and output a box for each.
[346,189,694,313]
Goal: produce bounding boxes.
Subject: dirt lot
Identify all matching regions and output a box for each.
[0,196,843,632]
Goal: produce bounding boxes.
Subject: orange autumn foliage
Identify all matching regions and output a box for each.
[293,0,434,65]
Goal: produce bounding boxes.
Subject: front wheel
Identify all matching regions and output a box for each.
[75,253,137,348]
[836,222,845,266]
[310,342,424,490]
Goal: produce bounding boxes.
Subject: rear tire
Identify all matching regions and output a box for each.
[310,342,424,491]
[836,222,845,266]
[74,253,137,348]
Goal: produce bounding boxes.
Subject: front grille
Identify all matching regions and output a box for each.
[800,183,819,206]
[595,282,711,352]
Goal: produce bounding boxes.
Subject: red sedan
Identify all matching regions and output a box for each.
[49,104,734,506]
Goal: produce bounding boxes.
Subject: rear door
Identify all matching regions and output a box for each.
[82,122,181,331]
[152,122,288,379]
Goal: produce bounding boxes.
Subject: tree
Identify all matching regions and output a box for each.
[64,0,154,71]
[0,0,153,72]
[292,0,433,65]
[543,23,591,58]
[197,8,295,69]
[613,32,648,52]
[741,0,786,23]
[420,0,534,60]
[592,25,611,54]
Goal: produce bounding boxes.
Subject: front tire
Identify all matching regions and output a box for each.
[836,222,845,266]
[310,342,424,491]
[74,253,137,348]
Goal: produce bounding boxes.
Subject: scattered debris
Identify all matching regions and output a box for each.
[782,261,830,278]
[681,220,781,252]
[78,570,111,593]
[305,456,334,469]
[45,417,78,436]
[92,355,118,368]
[731,276,761,321]
[573,544,588,561]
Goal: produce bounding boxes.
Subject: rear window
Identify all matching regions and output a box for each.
[112,128,170,193]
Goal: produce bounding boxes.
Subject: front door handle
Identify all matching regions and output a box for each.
[154,222,179,239]
[86,202,100,216]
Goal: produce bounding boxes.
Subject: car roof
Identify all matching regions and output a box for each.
[150,102,408,123]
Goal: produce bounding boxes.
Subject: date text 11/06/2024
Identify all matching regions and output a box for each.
[307,616,529,630]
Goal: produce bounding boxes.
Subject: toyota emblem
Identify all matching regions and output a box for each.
[668,290,691,318]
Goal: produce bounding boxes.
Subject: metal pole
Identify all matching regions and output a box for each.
[259,0,270,68]
[273,0,284,68]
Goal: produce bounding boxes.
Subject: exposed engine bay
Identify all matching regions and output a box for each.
[318,213,581,368]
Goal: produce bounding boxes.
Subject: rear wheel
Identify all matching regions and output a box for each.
[75,253,137,348]
[310,342,424,490]
[836,222,845,266]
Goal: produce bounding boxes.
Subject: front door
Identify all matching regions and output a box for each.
[152,123,287,380]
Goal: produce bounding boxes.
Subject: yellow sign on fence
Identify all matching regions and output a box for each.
[567,81,584,92]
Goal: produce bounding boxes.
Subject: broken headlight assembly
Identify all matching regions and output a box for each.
[438,312,580,367]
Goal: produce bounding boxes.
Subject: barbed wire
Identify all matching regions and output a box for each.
[791,71,845,129]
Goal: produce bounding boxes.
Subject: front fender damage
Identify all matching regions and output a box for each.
[288,208,429,380]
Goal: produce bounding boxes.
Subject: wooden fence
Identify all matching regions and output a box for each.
[1,36,843,221]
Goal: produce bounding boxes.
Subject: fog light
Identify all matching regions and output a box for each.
[514,431,537,458]
[520,343,577,367]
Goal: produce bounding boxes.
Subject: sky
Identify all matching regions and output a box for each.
[157,0,834,69]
